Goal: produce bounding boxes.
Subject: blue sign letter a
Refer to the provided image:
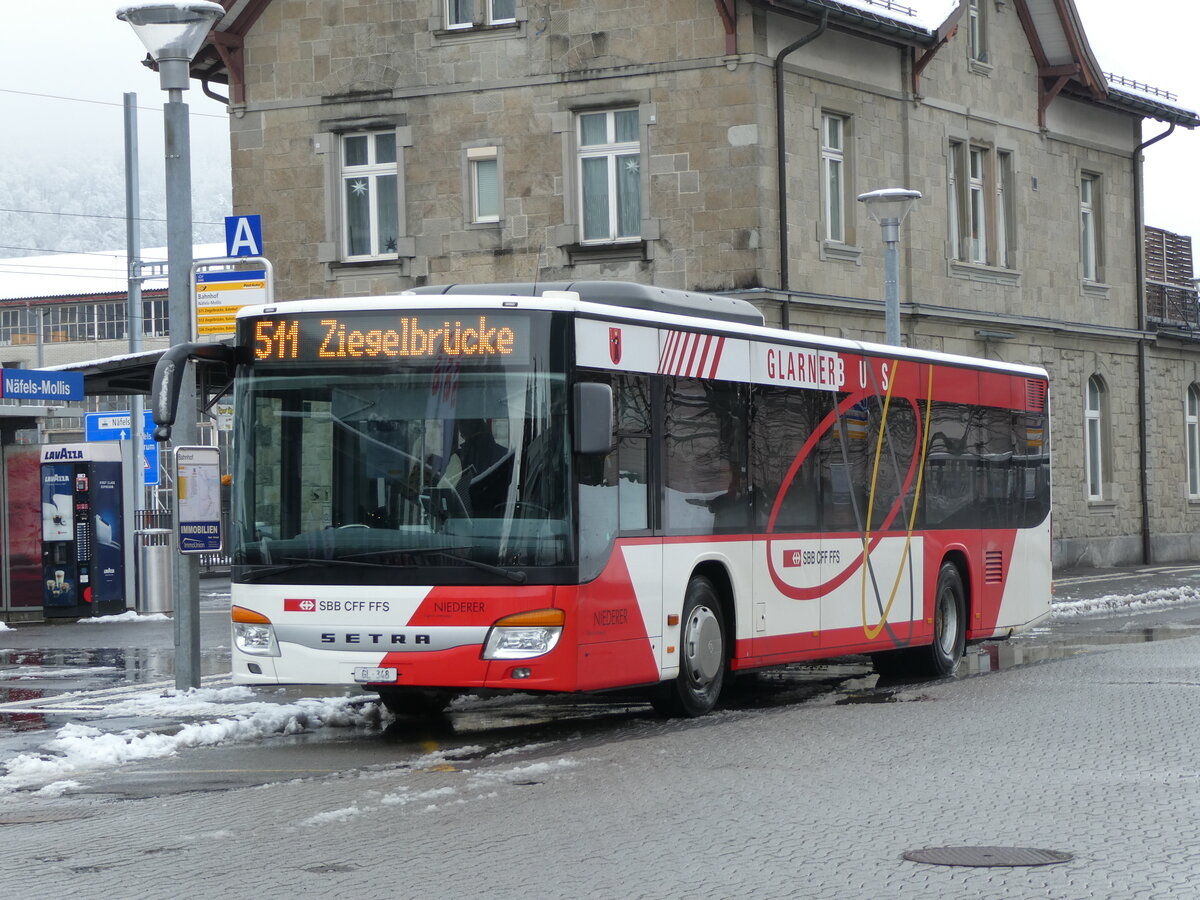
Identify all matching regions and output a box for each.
[225,215,263,257]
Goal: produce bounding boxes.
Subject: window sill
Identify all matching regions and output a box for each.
[1082,280,1110,300]
[968,58,993,77]
[820,241,863,264]
[433,22,521,44]
[948,259,1021,286]
[1087,499,1116,511]
[565,241,648,265]
[328,257,404,275]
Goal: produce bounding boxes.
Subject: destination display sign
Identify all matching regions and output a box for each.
[246,312,530,366]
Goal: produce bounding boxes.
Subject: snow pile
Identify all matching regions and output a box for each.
[1052,584,1200,618]
[0,688,382,795]
[0,621,12,632]
[77,611,171,625]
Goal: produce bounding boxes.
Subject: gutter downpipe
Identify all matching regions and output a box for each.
[775,10,828,329]
[1133,120,1175,564]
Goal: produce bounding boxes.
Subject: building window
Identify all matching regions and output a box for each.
[968,147,988,263]
[1081,173,1101,282]
[996,151,1012,268]
[0,308,24,345]
[447,0,515,30]
[949,141,1015,269]
[1085,374,1106,500]
[341,132,399,260]
[143,296,169,337]
[578,109,641,243]
[1188,385,1200,499]
[821,113,847,243]
[968,0,988,64]
[46,305,89,342]
[468,147,500,224]
[96,301,127,341]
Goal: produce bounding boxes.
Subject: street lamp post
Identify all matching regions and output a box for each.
[857,188,922,346]
[118,1,224,691]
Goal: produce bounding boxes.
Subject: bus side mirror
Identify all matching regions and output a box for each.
[573,382,613,455]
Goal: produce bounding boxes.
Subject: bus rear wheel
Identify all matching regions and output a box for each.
[651,575,727,718]
[872,560,966,680]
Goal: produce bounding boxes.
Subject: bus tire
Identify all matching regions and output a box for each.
[927,560,967,676]
[871,561,966,680]
[651,575,727,718]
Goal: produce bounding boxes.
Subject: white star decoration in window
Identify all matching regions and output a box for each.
[623,159,640,174]
[350,179,368,196]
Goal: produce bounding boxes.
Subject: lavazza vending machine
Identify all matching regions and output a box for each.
[40,443,125,618]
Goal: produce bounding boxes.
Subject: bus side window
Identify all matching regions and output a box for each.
[664,377,747,535]
[753,386,827,533]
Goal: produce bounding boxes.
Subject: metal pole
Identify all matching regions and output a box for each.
[881,219,901,346]
[165,85,201,691]
[123,93,142,611]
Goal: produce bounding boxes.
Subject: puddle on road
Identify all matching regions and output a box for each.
[0,647,229,733]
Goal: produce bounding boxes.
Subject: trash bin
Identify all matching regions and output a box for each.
[136,528,174,614]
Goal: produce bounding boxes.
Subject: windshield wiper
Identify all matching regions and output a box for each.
[429,550,527,583]
[237,556,392,582]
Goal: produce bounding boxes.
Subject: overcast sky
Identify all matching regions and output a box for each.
[0,0,1196,273]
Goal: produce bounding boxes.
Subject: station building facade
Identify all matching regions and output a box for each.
[168,0,1200,567]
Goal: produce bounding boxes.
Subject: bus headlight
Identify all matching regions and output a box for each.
[482,609,564,660]
[232,605,280,657]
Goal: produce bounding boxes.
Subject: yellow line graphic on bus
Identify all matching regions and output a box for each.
[860,361,934,640]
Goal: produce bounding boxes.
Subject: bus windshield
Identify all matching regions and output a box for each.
[233,365,572,584]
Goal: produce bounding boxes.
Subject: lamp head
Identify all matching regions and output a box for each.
[117,1,225,91]
[857,188,922,225]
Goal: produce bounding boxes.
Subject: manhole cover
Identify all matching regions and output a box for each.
[903,846,1073,867]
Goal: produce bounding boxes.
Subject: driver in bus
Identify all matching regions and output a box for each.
[447,419,511,514]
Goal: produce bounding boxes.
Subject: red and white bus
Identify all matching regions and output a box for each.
[153,281,1051,716]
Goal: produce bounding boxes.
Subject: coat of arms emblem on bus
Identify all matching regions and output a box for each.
[609,327,622,364]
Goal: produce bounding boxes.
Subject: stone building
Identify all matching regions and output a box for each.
[179,0,1199,567]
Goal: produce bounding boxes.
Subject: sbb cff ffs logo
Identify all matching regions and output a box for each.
[285,598,317,612]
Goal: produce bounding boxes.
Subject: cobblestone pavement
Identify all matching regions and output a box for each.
[3,582,1200,898]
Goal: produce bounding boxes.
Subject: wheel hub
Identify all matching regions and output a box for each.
[684,605,722,684]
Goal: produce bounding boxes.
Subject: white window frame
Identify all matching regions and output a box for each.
[1081,173,1100,282]
[577,108,641,244]
[468,146,500,224]
[948,143,961,261]
[95,301,127,341]
[821,113,847,244]
[1085,374,1106,500]
[0,308,23,345]
[340,131,400,261]
[1188,385,1200,499]
[446,0,515,30]
[996,151,1012,268]
[968,0,987,63]
[968,147,988,264]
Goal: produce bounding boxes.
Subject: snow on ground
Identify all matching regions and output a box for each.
[77,611,171,625]
[3,583,1198,798]
[1051,584,1200,618]
[0,687,383,796]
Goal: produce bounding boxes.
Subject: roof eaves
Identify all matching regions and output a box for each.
[754,0,936,47]
[1101,88,1200,129]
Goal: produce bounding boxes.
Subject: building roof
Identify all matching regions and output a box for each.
[0,244,225,304]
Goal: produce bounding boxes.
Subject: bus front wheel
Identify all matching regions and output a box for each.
[651,575,727,718]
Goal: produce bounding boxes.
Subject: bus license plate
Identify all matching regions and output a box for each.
[352,667,397,684]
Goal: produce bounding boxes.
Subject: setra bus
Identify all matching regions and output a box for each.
[151,281,1051,717]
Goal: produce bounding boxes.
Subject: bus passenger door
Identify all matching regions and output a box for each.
[750,385,827,661]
